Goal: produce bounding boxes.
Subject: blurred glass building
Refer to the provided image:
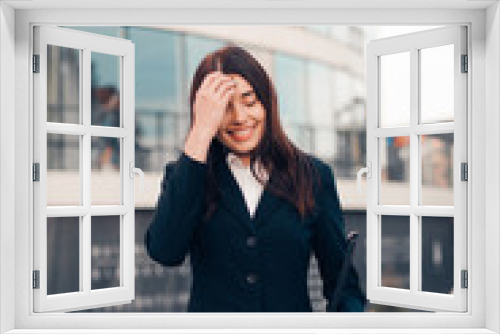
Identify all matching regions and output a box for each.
[45,25,453,313]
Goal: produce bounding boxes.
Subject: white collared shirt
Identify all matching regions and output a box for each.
[226,152,270,218]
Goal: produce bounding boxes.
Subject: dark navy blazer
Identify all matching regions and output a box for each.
[145,151,367,312]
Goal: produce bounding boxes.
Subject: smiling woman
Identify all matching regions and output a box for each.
[144,44,367,312]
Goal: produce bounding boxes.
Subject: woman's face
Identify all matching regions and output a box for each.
[216,74,266,156]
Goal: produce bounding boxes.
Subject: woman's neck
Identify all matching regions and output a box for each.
[232,153,250,167]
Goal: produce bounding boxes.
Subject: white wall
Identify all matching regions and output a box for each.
[0,2,16,334]
[485,2,500,333]
[3,6,495,332]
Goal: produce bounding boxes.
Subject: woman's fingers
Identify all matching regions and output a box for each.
[209,74,235,96]
[214,79,237,101]
[192,70,235,129]
[219,84,236,105]
[197,71,220,95]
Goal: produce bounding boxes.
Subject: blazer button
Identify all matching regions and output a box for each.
[246,236,257,247]
[246,274,257,284]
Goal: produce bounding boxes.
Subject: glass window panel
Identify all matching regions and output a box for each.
[421,133,454,206]
[91,52,121,127]
[334,130,366,180]
[348,27,365,50]
[306,25,331,37]
[374,26,444,39]
[381,215,410,290]
[353,78,365,101]
[47,133,80,206]
[136,110,162,173]
[421,216,454,294]
[308,61,333,125]
[130,27,180,110]
[333,70,353,112]
[244,46,273,75]
[275,53,307,147]
[333,68,366,180]
[308,61,335,158]
[275,53,307,124]
[92,215,121,290]
[331,26,349,43]
[47,217,80,295]
[185,34,224,90]
[164,112,188,163]
[285,124,313,153]
[91,136,121,205]
[62,26,122,38]
[380,52,410,128]
[380,136,410,205]
[420,44,454,124]
[47,45,80,124]
[314,128,336,159]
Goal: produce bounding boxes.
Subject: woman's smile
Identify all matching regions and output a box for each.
[226,123,258,142]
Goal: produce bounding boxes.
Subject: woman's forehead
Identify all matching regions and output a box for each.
[227,74,251,87]
[229,77,254,96]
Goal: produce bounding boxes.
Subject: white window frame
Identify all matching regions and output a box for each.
[366,26,468,312]
[0,3,499,334]
[33,25,137,313]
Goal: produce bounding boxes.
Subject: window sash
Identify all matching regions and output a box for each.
[32,25,136,313]
[366,25,468,312]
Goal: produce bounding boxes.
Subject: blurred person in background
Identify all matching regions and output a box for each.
[144,44,366,312]
[94,86,120,170]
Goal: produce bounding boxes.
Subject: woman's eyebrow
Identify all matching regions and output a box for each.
[241,90,254,98]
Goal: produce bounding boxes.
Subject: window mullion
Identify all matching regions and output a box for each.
[410,47,420,295]
[82,47,92,294]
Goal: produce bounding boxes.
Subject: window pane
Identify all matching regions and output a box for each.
[306,25,331,37]
[314,128,336,159]
[421,216,454,294]
[92,215,121,290]
[420,44,454,124]
[421,133,454,206]
[63,26,122,38]
[275,53,307,148]
[130,27,180,110]
[91,136,121,205]
[333,70,353,112]
[333,69,366,179]
[380,52,410,128]
[91,52,121,127]
[47,45,80,124]
[47,217,80,295]
[47,133,80,206]
[185,34,224,90]
[275,53,307,124]
[381,215,410,290]
[331,26,349,43]
[380,136,410,205]
[164,112,189,164]
[308,61,334,158]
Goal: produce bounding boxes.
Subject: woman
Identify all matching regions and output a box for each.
[144,44,367,312]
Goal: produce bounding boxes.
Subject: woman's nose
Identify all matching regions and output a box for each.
[230,103,248,122]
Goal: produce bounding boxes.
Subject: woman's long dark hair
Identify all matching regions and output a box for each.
[186,43,322,222]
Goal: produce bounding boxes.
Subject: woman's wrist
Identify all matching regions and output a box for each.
[183,125,214,163]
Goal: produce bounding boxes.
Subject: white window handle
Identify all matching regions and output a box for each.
[129,161,144,194]
[357,161,372,194]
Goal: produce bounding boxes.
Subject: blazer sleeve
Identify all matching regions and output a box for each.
[144,151,208,267]
[311,163,368,312]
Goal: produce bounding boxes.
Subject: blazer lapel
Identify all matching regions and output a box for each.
[215,155,286,232]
